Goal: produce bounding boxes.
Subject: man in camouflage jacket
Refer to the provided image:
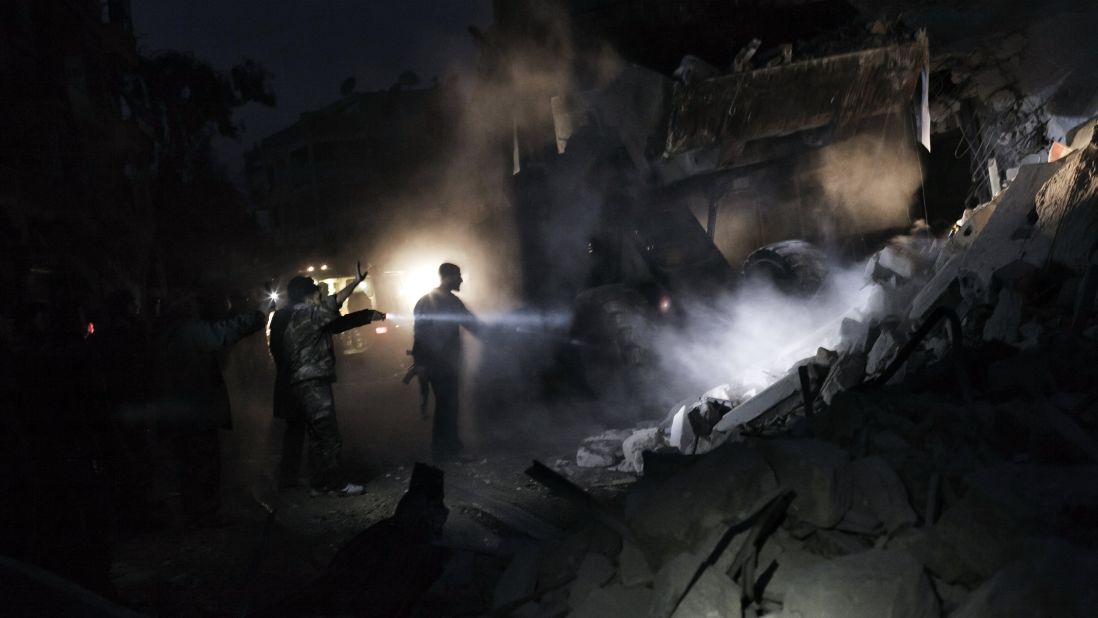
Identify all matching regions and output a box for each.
[280,264,384,495]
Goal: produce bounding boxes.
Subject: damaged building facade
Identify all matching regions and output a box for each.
[443,1,1098,617]
[4,0,1098,616]
[245,81,459,263]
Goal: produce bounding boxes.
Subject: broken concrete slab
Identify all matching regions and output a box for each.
[493,542,542,609]
[713,371,800,432]
[571,584,655,618]
[620,427,665,474]
[669,569,741,618]
[650,551,705,618]
[758,545,826,603]
[961,160,1065,292]
[568,553,615,608]
[904,489,1023,583]
[866,329,901,377]
[806,528,874,558]
[1026,143,1098,274]
[951,540,1098,618]
[618,540,654,588]
[756,439,852,528]
[624,443,778,560]
[909,254,963,322]
[780,549,940,618]
[576,429,633,468]
[849,456,918,533]
[877,244,919,280]
[819,353,867,405]
[838,318,872,354]
[981,289,1023,343]
[576,446,617,468]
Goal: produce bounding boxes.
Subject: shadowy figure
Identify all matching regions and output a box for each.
[151,287,267,527]
[412,263,483,463]
[269,463,450,617]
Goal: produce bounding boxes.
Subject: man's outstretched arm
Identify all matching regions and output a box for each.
[334,261,368,306]
[322,309,386,334]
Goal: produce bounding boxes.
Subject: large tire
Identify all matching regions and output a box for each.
[571,285,657,420]
[742,239,830,296]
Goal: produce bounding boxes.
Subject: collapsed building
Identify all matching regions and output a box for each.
[404,2,1098,617]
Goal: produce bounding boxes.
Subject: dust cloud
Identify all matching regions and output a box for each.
[813,133,923,235]
[652,262,874,406]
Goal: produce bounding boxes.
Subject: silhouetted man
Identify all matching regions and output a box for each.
[280,264,385,495]
[412,263,482,462]
[153,288,268,527]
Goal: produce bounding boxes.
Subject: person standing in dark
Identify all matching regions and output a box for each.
[280,264,385,495]
[152,287,269,527]
[269,280,310,489]
[412,263,483,463]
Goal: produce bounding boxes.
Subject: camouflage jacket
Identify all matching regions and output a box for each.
[281,295,341,383]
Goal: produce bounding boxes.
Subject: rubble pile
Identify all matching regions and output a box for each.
[500,130,1098,616]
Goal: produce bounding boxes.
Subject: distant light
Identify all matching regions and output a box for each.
[306,266,315,272]
[267,291,280,302]
[320,264,329,271]
[375,326,388,334]
[87,322,95,336]
[659,294,672,313]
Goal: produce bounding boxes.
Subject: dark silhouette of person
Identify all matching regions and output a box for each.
[267,463,449,617]
[412,263,482,462]
[152,288,267,527]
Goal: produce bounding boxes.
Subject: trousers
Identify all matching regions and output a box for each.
[426,367,462,462]
[289,379,346,490]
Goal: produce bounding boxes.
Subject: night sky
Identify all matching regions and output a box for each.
[134,1,494,179]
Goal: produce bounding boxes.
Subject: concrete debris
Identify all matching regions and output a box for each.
[618,541,654,588]
[1029,142,1098,273]
[961,161,1064,293]
[866,329,901,377]
[570,584,655,618]
[758,545,826,603]
[620,427,666,474]
[493,542,542,609]
[819,353,867,405]
[669,569,740,618]
[838,318,871,354]
[576,446,617,468]
[950,540,1098,618]
[757,439,852,528]
[713,371,801,432]
[848,456,918,533]
[568,553,615,607]
[539,61,1098,618]
[780,550,939,618]
[624,443,778,560]
[876,245,918,280]
[981,289,1023,343]
[576,429,634,468]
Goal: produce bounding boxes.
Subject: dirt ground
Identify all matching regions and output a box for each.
[109,335,625,616]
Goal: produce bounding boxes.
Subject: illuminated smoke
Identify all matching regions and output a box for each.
[652,262,874,403]
[812,132,923,236]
